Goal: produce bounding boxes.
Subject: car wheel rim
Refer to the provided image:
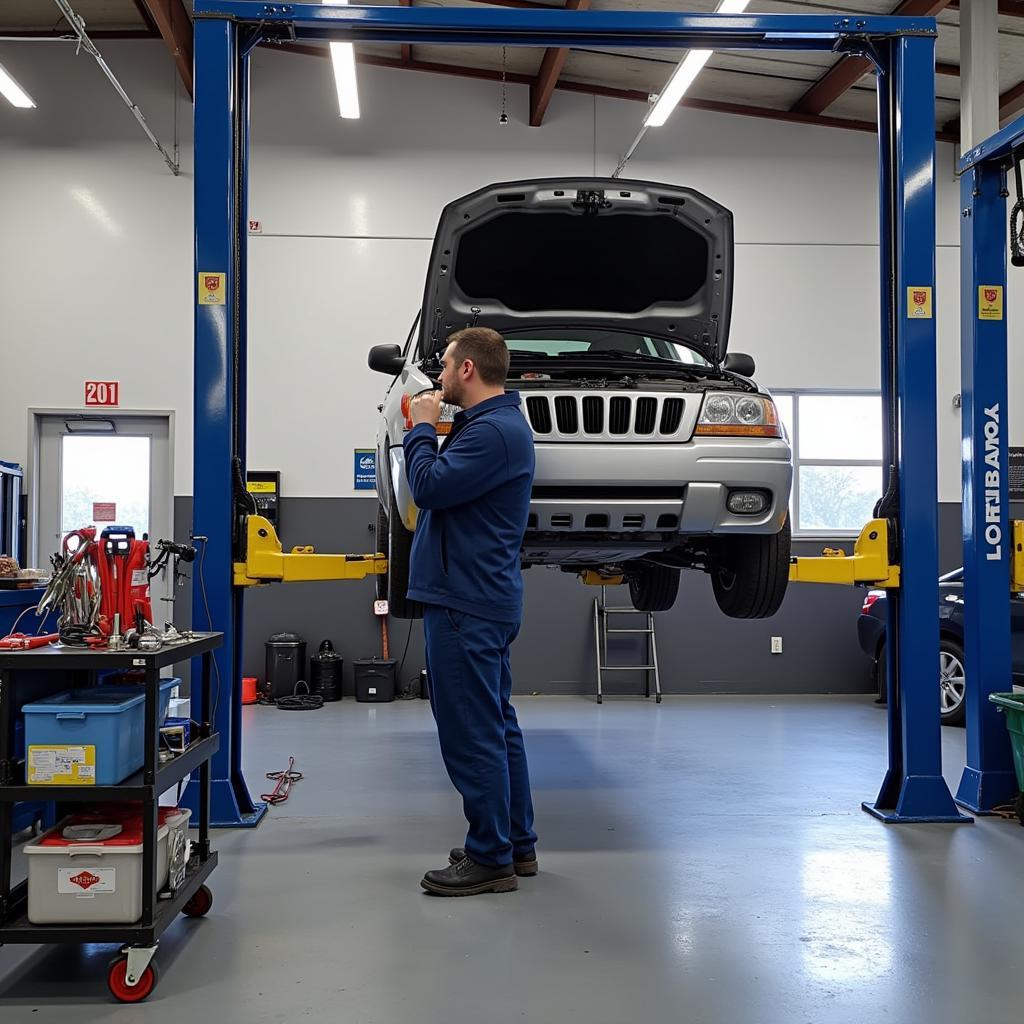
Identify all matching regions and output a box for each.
[939,651,966,713]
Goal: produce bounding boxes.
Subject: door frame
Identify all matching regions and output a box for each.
[27,409,176,567]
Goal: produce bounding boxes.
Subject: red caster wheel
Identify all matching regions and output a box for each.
[182,883,213,918]
[107,955,159,1003]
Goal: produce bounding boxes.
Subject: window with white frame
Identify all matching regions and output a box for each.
[771,391,884,536]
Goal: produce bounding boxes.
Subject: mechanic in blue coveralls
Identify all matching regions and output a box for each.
[404,326,538,896]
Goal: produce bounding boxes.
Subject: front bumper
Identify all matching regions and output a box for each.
[388,435,792,537]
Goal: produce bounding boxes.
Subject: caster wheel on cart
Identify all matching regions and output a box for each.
[107,955,159,1003]
[182,884,214,918]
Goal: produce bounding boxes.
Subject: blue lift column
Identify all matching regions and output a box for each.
[955,123,1020,813]
[863,35,969,823]
[185,15,267,828]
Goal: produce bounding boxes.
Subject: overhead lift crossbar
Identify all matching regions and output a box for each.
[190,2,965,825]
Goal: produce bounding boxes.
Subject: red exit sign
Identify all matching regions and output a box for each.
[85,381,119,407]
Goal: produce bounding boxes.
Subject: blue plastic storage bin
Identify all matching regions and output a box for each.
[22,679,178,786]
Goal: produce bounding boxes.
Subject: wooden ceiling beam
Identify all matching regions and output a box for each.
[140,0,193,99]
[791,0,955,116]
[399,0,412,64]
[529,0,590,127]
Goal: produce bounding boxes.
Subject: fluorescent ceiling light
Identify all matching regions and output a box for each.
[323,0,360,118]
[0,62,35,109]
[644,0,749,128]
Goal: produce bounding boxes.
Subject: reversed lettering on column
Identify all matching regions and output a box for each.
[984,404,1002,560]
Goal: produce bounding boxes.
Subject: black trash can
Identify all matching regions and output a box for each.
[264,632,306,701]
[419,669,430,700]
[309,639,344,702]
[353,658,397,703]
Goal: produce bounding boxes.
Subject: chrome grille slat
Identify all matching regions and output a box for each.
[659,398,685,434]
[554,395,578,433]
[525,396,552,434]
[581,396,604,433]
[609,396,631,435]
[635,396,657,435]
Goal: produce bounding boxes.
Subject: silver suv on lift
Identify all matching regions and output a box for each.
[369,178,793,619]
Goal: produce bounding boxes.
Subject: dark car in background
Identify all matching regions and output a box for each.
[857,569,1024,725]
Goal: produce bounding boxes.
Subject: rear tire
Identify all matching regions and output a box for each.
[938,638,966,726]
[377,489,422,620]
[628,565,680,612]
[710,517,791,619]
[874,638,966,726]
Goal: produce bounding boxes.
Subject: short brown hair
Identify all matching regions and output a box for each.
[447,327,509,386]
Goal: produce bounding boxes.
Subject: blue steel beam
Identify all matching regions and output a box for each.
[955,161,1018,813]
[193,3,937,50]
[863,35,969,823]
[960,111,1024,173]
[187,15,267,828]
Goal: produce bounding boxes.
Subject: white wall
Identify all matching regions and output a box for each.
[0,39,988,502]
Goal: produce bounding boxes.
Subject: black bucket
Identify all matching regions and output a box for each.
[309,639,344,702]
[264,632,306,701]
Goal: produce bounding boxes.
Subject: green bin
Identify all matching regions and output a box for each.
[988,692,1024,818]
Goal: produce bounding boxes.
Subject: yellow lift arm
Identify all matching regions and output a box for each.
[1013,520,1024,593]
[788,517,1024,592]
[233,515,387,587]
[788,518,900,589]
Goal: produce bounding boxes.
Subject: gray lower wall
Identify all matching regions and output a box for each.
[172,496,982,697]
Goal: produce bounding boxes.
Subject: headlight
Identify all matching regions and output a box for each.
[695,392,782,437]
[401,393,456,435]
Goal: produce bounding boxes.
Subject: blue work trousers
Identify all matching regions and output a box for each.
[423,604,537,867]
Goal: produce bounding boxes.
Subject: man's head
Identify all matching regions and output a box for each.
[439,327,510,408]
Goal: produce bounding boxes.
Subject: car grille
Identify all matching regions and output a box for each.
[522,392,689,440]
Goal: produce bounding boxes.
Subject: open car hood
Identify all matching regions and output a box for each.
[420,177,734,365]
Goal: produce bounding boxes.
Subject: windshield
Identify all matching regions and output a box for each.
[504,328,712,366]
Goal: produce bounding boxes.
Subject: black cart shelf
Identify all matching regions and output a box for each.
[0,633,223,1002]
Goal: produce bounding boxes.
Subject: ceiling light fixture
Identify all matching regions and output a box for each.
[323,0,360,119]
[0,61,35,109]
[644,0,750,128]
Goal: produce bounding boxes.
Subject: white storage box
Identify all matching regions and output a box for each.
[23,807,191,924]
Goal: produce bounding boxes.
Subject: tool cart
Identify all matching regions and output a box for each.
[0,633,222,1003]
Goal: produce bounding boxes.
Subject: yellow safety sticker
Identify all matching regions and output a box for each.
[198,272,226,305]
[28,745,97,785]
[246,481,277,493]
[978,285,1004,320]
[907,286,933,319]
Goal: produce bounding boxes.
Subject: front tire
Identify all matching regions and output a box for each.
[376,490,422,620]
[710,518,791,619]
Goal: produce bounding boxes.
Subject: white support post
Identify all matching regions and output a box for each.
[960,0,1000,151]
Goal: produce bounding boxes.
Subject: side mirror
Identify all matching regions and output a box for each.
[723,352,755,377]
[368,344,405,376]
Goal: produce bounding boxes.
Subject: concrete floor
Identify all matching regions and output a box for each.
[0,695,1022,1022]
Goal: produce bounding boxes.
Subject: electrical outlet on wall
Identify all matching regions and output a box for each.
[771,636,783,654]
